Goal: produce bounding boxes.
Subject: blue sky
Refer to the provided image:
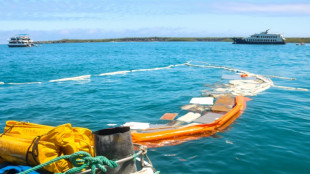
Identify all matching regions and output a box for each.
[0,0,309,43]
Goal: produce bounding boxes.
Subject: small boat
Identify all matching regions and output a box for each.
[296,42,305,46]
[233,29,286,44]
[8,34,34,47]
[131,95,247,148]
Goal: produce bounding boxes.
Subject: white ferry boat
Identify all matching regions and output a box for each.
[233,29,285,44]
[8,34,35,47]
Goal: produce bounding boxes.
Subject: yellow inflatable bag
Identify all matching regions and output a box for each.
[3,121,94,156]
[0,121,94,173]
[4,120,54,137]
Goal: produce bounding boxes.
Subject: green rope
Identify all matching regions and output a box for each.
[19,151,118,174]
[132,153,138,161]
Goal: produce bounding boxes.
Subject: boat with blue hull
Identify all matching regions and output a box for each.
[233,29,285,44]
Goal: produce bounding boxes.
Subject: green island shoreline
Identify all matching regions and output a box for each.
[34,37,310,44]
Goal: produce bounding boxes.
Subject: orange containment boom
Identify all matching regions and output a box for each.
[131,96,248,148]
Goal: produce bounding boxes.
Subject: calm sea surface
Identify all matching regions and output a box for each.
[0,42,309,173]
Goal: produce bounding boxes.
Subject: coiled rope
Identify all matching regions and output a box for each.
[19,144,155,174]
[19,151,118,174]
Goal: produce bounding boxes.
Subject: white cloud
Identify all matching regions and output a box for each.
[214,3,310,15]
[60,30,70,34]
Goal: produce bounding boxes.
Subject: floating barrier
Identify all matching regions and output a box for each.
[2,60,307,93]
[7,82,42,85]
[99,71,131,76]
[264,75,296,80]
[49,75,91,82]
[273,85,308,91]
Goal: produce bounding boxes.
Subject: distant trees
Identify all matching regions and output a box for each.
[34,37,310,44]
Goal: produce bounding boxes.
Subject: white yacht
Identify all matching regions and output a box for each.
[8,34,35,47]
[233,29,285,44]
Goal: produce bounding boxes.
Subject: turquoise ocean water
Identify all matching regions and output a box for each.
[0,42,309,173]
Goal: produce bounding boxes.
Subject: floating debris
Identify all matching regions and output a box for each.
[194,112,224,124]
[160,113,178,120]
[225,140,234,144]
[190,97,214,105]
[123,122,150,129]
[211,95,235,112]
[164,154,177,157]
[189,155,198,159]
[177,112,201,123]
[181,104,210,113]
[107,123,117,126]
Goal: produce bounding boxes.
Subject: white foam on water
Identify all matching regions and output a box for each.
[99,71,130,76]
[0,82,4,85]
[49,75,91,82]
[7,82,42,85]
